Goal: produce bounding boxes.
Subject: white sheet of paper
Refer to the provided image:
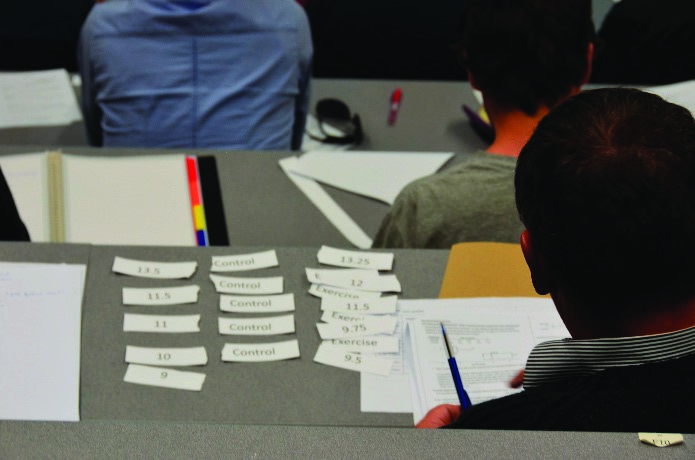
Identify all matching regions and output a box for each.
[123,364,206,391]
[286,151,453,205]
[0,152,49,241]
[221,340,301,362]
[123,313,201,333]
[125,346,208,366]
[324,336,399,353]
[209,274,283,295]
[122,285,200,306]
[305,267,379,285]
[316,316,397,339]
[113,257,197,279]
[645,80,695,116]
[0,262,85,421]
[321,295,398,314]
[314,342,394,376]
[279,157,373,249]
[317,246,394,270]
[210,250,279,272]
[0,69,82,128]
[62,154,196,246]
[219,293,295,313]
[308,284,382,300]
[218,314,295,336]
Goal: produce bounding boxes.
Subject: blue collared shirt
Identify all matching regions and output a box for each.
[79,0,312,150]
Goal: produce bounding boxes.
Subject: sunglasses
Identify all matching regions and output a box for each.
[310,98,363,145]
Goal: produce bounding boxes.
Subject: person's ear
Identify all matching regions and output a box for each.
[520,230,552,295]
[581,42,594,87]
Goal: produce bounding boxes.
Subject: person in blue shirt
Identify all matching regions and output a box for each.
[78,0,312,150]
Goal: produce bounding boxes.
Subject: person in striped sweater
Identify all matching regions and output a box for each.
[419,88,695,432]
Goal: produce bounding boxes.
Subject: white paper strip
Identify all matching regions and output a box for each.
[317,246,394,270]
[209,274,283,294]
[309,272,401,293]
[321,295,398,314]
[211,250,279,272]
[305,267,379,285]
[279,157,373,249]
[122,285,200,306]
[218,314,295,336]
[316,317,397,339]
[123,364,206,391]
[125,346,208,366]
[220,293,295,313]
[308,284,381,300]
[123,313,200,333]
[313,342,394,376]
[322,311,383,324]
[113,257,197,279]
[221,340,301,362]
[324,336,399,353]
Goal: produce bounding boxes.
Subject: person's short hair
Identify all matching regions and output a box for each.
[458,0,595,116]
[515,88,695,308]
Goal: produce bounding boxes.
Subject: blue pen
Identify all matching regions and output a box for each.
[441,322,472,410]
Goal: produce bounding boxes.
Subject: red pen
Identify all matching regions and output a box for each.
[388,87,403,125]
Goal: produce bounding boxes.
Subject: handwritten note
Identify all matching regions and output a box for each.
[221,340,301,362]
[123,364,206,391]
[317,246,394,270]
[125,346,208,366]
[123,313,200,333]
[211,250,279,272]
[113,257,197,279]
[218,315,295,336]
[220,293,295,313]
[209,274,283,295]
[122,285,200,306]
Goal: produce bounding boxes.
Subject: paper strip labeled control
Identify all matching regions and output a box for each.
[220,293,295,313]
[218,314,295,336]
[125,346,208,366]
[313,342,394,376]
[210,274,283,294]
[122,285,200,306]
[123,313,200,333]
[317,246,394,271]
[222,340,301,362]
[123,364,206,391]
[211,250,279,272]
[113,256,197,279]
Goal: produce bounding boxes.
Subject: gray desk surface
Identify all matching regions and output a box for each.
[0,78,489,153]
[0,145,471,248]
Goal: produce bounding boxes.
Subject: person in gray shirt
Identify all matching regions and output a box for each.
[373,0,595,249]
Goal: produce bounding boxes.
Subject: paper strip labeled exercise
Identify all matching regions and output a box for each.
[123,313,200,333]
[123,364,206,391]
[122,285,200,306]
[308,284,381,300]
[218,314,295,336]
[317,246,394,271]
[125,346,208,366]
[210,274,283,294]
[211,250,279,272]
[220,293,295,313]
[324,336,399,353]
[113,256,197,279]
[222,340,301,362]
[321,295,398,314]
[313,342,394,376]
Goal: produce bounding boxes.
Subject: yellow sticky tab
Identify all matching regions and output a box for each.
[638,433,684,448]
[193,205,206,230]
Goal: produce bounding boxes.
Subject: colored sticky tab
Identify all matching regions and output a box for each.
[193,205,206,229]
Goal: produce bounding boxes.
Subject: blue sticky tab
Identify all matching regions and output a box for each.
[196,230,208,247]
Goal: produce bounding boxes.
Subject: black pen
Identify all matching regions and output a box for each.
[441,322,472,410]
